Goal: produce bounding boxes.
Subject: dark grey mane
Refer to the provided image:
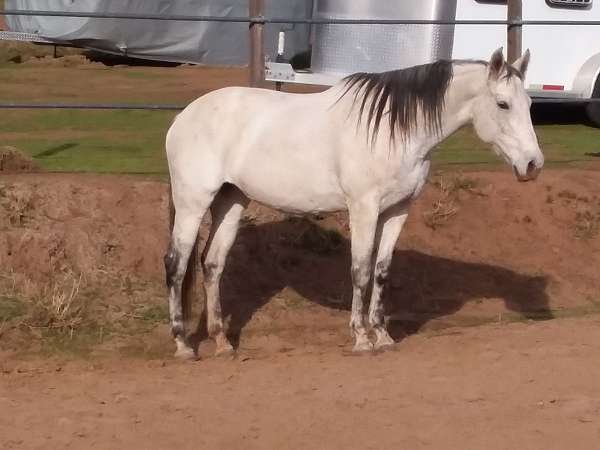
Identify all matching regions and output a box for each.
[341,59,520,144]
[341,60,455,144]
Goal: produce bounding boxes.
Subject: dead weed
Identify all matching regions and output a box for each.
[25,273,86,336]
[574,209,600,239]
[423,173,480,229]
[0,183,35,227]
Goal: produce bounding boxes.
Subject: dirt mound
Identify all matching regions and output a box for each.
[0,169,599,351]
[0,174,166,284]
[0,41,84,65]
[0,146,40,173]
[21,54,102,68]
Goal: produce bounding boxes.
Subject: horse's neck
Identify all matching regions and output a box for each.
[414,64,487,158]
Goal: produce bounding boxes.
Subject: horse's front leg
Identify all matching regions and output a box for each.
[348,199,380,352]
[369,205,409,350]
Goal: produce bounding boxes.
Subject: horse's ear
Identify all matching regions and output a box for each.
[512,49,530,78]
[488,47,505,80]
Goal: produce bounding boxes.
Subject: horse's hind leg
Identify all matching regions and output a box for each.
[201,184,249,356]
[165,192,214,360]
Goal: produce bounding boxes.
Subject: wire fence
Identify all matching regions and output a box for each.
[1,8,600,110]
[3,9,600,26]
[1,99,598,112]
[0,103,185,110]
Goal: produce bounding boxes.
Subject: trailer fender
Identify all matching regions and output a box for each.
[572,53,600,99]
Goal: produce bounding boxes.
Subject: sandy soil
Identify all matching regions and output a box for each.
[1,169,600,449]
[2,317,600,450]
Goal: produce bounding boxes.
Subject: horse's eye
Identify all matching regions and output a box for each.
[497,101,510,110]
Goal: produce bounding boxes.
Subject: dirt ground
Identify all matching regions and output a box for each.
[2,318,600,450]
[1,168,600,449]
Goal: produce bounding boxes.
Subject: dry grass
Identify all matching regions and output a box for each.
[574,209,600,239]
[552,188,600,239]
[10,273,87,338]
[423,199,459,230]
[557,189,578,201]
[423,173,479,229]
[0,40,83,65]
[1,145,40,173]
[0,183,35,227]
[25,273,86,334]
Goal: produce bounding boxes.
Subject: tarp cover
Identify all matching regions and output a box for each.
[5,0,312,65]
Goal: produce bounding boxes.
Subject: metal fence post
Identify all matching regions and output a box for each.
[249,0,265,87]
[507,0,522,63]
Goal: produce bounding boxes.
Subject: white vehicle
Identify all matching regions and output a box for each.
[266,0,600,125]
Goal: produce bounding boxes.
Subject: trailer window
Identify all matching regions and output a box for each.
[475,0,593,7]
[547,0,592,7]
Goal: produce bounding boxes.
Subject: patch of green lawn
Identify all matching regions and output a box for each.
[434,124,600,167]
[1,104,599,175]
[2,109,175,173]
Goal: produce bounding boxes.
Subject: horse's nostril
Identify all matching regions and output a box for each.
[527,160,536,175]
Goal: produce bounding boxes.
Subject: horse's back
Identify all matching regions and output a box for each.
[166,85,350,213]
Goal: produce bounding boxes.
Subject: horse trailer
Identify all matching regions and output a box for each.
[266,0,600,125]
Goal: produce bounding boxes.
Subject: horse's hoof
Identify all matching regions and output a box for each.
[352,340,374,353]
[374,334,396,351]
[174,346,197,361]
[215,343,235,358]
[214,333,235,358]
[374,341,396,352]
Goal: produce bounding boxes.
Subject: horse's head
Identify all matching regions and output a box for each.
[471,48,543,182]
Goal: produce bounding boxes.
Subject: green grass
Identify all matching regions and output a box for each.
[435,124,600,167]
[33,324,113,359]
[3,111,597,174]
[2,109,175,173]
[0,296,25,322]
[139,304,169,323]
[2,108,598,174]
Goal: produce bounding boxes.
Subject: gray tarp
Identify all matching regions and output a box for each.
[5,0,312,65]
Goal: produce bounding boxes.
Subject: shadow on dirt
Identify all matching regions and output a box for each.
[190,218,551,349]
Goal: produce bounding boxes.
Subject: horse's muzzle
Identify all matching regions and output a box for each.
[514,160,541,182]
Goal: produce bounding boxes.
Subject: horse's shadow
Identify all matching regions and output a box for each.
[190,218,551,349]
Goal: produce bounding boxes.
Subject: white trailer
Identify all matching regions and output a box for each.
[453,0,600,124]
[266,0,600,125]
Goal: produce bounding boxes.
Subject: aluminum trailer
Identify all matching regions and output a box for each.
[266,0,600,125]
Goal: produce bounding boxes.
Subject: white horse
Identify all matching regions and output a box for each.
[164,48,543,359]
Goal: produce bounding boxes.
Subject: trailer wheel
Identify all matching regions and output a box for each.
[586,75,600,127]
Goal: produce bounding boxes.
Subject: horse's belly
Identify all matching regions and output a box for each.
[229,164,346,214]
